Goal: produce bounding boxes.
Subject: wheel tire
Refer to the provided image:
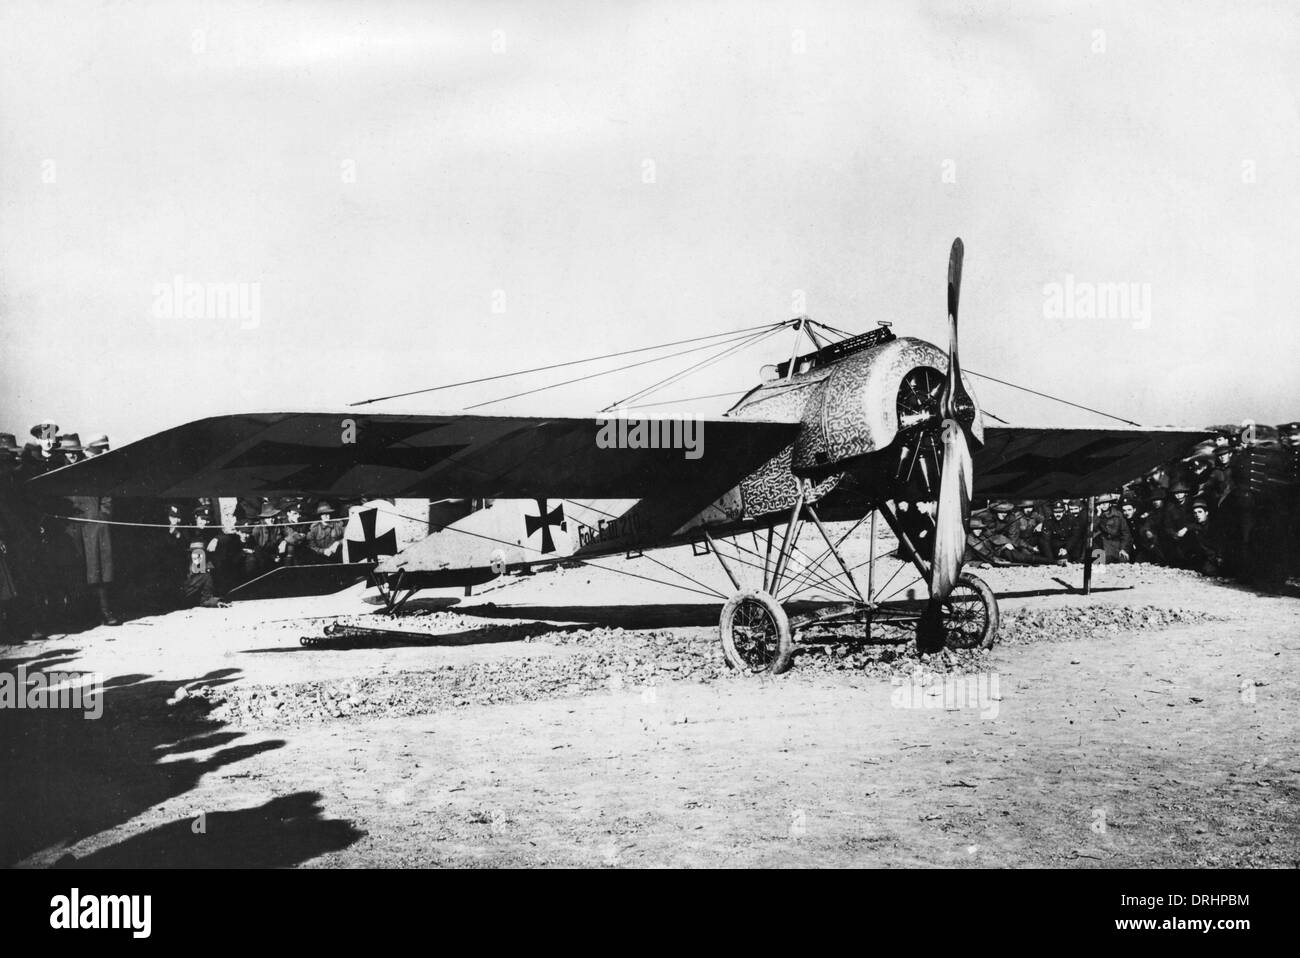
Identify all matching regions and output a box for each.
[941,572,999,650]
[719,590,794,675]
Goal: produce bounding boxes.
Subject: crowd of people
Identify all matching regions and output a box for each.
[962,421,1300,588]
[0,421,351,641]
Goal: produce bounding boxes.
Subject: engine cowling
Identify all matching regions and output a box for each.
[790,336,983,476]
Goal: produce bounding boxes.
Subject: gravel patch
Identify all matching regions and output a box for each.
[177,600,1221,728]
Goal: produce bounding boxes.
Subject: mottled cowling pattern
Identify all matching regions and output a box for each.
[793,337,957,473]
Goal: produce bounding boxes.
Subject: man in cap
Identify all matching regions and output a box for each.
[1187,451,1214,492]
[1041,500,1077,565]
[1129,495,1163,564]
[18,420,60,479]
[1182,499,1223,575]
[987,501,1054,565]
[179,519,228,610]
[277,501,309,566]
[247,501,282,575]
[1064,499,1090,561]
[60,434,119,626]
[1202,445,1234,507]
[1158,478,1192,567]
[308,501,345,563]
[211,513,254,594]
[1093,495,1132,563]
[37,434,92,628]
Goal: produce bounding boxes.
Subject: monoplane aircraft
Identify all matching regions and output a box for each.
[32,240,1206,672]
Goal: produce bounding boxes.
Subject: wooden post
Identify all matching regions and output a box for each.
[1083,495,1096,595]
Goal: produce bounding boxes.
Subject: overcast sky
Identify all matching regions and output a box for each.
[2,0,1298,444]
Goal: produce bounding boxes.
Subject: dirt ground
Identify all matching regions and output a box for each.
[2,546,1298,869]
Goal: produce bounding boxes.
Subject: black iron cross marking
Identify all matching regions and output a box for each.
[525,499,566,554]
[350,508,397,562]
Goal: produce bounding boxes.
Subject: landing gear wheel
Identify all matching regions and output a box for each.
[719,590,794,675]
[918,572,998,651]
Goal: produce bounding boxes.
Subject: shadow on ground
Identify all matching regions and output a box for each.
[0,646,362,868]
[57,792,364,868]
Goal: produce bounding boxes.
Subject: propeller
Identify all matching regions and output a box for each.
[928,238,979,604]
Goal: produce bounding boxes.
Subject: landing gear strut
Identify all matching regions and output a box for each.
[706,493,999,674]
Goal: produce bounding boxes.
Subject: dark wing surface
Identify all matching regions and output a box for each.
[973,426,1211,499]
[28,412,798,500]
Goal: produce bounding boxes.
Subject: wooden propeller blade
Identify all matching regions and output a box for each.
[930,419,972,602]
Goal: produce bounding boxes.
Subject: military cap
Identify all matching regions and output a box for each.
[1096,493,1119,504]
[193,504,212,520]
[1188,453,1214,466]
[991,500,1013,512]
[29,420,59,439]
[56,433,83,454]
[167,504,182,517]
[1190,499,1210,511]
[1051,500,1066,511]
[258,502,282,519]
[1015,499,1036,508]
[1191,440,1217,458]
[1168,478,1191,493]
[85,433,110,451]
[316,501,336,515]
[0,433,18,456]
[968,515,986,530]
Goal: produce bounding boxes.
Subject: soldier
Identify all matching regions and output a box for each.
[19,420,61,478]
[193,505,221,566]
[1131,492,1166,564]
[207,513,244,595]
[1187,453,1215,500]
[277,501,309,566]
[1041,500,1076,565]
[1204,445,1234,506]
[42,434,91,628]
[1009,499,1052,561]
[987,500,1054,565]
[1183,499,1223,575]
[1093,495,1132,563]
[62,434,119,626]
[156,503,191,606]
[1065,499,1089,561]
[180,521,228,610]
[308,501,345,563]
[251,502,282,572]
[1157,479,1193,566]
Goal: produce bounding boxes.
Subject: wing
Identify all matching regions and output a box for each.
[28,412,799,500]
[973,426,1211,499]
